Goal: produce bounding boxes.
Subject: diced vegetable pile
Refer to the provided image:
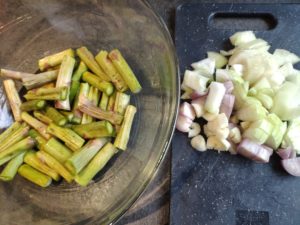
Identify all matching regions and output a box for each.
[0,47,141,187]
[176,31,300,176]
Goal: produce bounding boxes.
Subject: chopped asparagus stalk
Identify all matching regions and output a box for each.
[0,151,26,181]
[78,97,123,125]
[3,79,22,121]
[114,92,130,115]
[82,72,114,96]
[75,142,117,186]
[65,138,108,175]
[45,106,67,126]
[95,50,128,92]
[30,82,55,92]
[107,91,116,111]
[60,111,74,122]
[69,80,80,104]
[69,61,88,102]
[21,112,51,140]
[22,70,59,90]
[72,121,114,139]
[99,92,109,110]
[82,86,100,124]
[0,69,35,80]
[36,86,68,99]
[42,137,72,163]
[109,49,142,93]
[28,129,47,147]
[0,124,30,153]
[38,48,75,71]
[24,92,65,101]
[55,55,76,110]
[76,47,110,81]
[37,151,73,183]
[33,111,53,125]
[20,100,46,112]
[0,137,35,160]
[18,164,52,187]
[24,150,60,181]
[47,123,85,151]
[72,83,90,123]
[114,105,137,150]
[0,149,27,166]
[0,122,21,143]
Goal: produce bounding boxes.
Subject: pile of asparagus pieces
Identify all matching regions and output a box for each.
[0,47,141,187]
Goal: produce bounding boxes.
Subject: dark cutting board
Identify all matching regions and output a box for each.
[171,3,300,225]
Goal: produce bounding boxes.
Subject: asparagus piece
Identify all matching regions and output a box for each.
[38,48,75,71]
[18,164,52,187]
[82,72,114,96]
[24,150,60,181]
[36,87,68,100]
[47,123,85,151]
[72,121,114,139]
[76,47,110,81]
[45,106,67,126]
[42,137,72,163]
[37,151,73,183]
[72,83,90,123]
[3,79,22,121]
[0,149,27,166]
[60,111,74,123]
[20,100,46,112]
[24,92,65,101]
[0,122,21,144]
[0,151,26,181]
[0,69,34,80]
[107,91,116,111]
[33,111,53,125]
[69,61,88,102]
[65,138,108,175]
[75,142,117,186]
[30,82,55,92]
[78,97,123,125]
[28,129,47,147]
[114,105,137,150]
[95,50,128,92]
[114,92,130,115]
[55,55,76,110]
[21,112,51,140]
[109,49,142,93]
[0,137,35,160]
[22,70,59,90]
[99,92,109,110]
[0,124,30,153]
[82,86,100,124]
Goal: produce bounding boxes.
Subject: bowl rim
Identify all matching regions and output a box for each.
[111,0,180,224]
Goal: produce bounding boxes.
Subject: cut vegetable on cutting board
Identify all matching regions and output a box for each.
[171,3,300,225]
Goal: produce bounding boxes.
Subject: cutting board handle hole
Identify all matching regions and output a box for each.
[209,13,277,30]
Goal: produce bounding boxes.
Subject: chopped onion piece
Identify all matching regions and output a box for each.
[179,102,195,120]
[220,94,235,118]
[237,139,273,163]
[229,31,256,46]
[223,81,234,94]
[205,82,226,114]
[207,51,228,69]
[182,70,209,93]
[176,115,193,133]
[191,135,207,152]
[188,122,201,138]
[281,158,300,176]
[273,49,300,67]
[191,97,206,118]
[191,58,215,78]
[277,148,296,160]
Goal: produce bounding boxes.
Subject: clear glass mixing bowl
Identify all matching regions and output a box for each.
[0,0,179,224]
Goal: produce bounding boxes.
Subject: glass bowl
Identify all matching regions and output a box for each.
[0,0,179,224]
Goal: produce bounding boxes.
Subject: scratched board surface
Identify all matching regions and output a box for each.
[170,3,300,225]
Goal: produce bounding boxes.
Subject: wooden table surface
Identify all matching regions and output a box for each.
[116,0,296,224]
